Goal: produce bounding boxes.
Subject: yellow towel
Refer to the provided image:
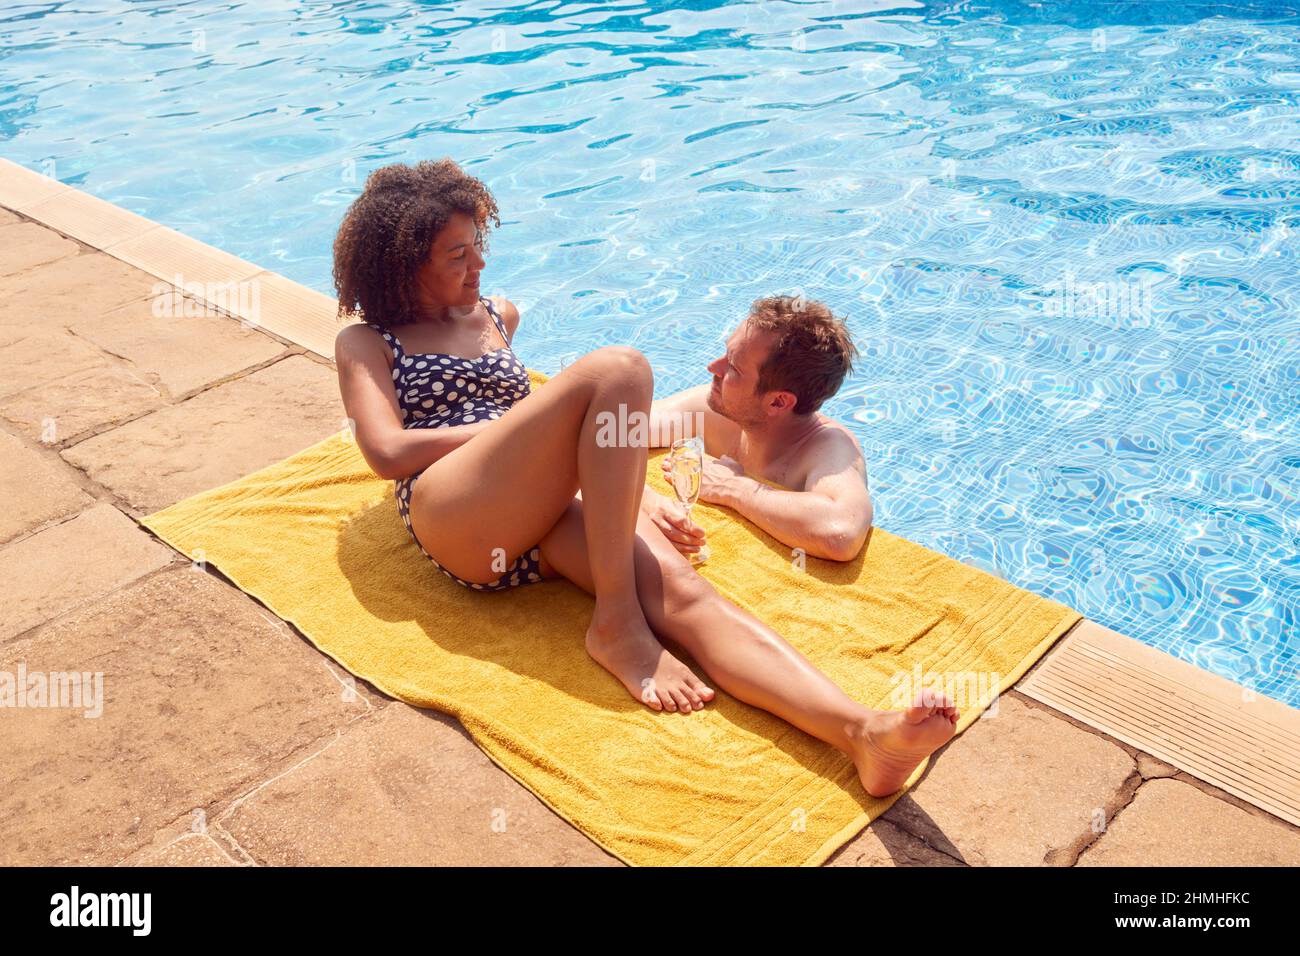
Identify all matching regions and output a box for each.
[141,369,1080,866]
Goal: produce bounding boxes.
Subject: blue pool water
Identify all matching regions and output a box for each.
[2,1,1297,704]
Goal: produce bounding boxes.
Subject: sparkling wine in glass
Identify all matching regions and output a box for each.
[669,436,710,564]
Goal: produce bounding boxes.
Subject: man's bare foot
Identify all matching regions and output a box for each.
[585,610,715,713]
[847,694,959,798]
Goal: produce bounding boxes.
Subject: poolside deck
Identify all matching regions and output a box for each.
[1,159,1296,867]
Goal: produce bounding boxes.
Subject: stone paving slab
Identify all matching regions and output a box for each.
[1077,777,1300,866]
[218,701,618,866]
[69,294,285,400]
[0,327,108,402]
[0,503,173,643]
[0,248,158,329]
[0,428,92,546]
[0,327,165,443]
[106,224,262,289]
[0,220,78,277]
[61,354,345,514]
[834,694,1137,867]
[0,567,368,865]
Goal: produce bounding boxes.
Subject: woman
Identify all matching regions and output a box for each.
[332,158,958,798]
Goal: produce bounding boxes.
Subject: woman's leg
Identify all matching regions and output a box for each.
[410,345,712,713]
[536,499,959,797]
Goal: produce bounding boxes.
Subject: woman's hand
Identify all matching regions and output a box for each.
[640,488,707,557]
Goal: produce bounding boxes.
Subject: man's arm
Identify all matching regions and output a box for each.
[648,384,740,457]
[709,432,873,562]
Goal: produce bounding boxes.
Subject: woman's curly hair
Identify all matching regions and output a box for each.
[333,158,500,329]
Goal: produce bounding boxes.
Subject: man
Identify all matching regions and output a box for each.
[643,294,873,562]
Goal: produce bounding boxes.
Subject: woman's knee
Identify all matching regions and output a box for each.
[583,345,653,391]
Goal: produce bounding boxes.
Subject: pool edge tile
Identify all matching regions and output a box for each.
[0,157,70,212]
[0,170,347,359]
[243,270,344,360]
[1018,619,1300,827]
[105,224,265,292]
[23,188,157,249]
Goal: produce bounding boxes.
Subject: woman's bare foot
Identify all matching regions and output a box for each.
[585,606,715,713]
[847,693,959,798]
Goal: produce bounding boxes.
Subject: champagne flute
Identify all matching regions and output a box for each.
[668,436,710,565]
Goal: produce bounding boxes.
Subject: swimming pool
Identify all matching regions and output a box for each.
[3,0,1297,704]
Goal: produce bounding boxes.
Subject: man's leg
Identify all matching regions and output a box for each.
[537,498,958,796]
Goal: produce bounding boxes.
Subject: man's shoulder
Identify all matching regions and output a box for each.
[810,415,865,458]
[823,415,863,449]
[796,417,866,486]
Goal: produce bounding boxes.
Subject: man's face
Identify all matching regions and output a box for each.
[414,211,486,312]
[706,320,783,426]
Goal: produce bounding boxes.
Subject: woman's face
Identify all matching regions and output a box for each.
[413,211,486,315]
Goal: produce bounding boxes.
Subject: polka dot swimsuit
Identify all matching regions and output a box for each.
[368,297,545,591]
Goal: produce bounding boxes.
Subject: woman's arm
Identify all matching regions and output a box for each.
[488,295,521,342]
[335,323,491,480]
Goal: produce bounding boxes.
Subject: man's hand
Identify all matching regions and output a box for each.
[640,487,707,557]
[661,454,745,505]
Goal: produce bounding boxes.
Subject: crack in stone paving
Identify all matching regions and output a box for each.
[124,810,251,868]
[209,823,257,866]
[3,559,181,646]
[0,424,150,518]
[48,351,298,450]
[62,325,164,396]
[67,316,296,403]
[212,727,350,830]
[1056,765,1145,867]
